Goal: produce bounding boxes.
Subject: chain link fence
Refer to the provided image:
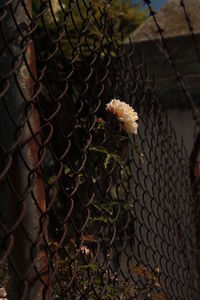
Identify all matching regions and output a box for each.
[0,0,199,299]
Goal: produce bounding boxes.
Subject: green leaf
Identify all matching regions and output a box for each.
[92,203,110,213]
[78,263,99,272]
[89,146,122,167]
[110,153,122,164]
[89,146,109,155]
[89,216,108,223]
[104,153,112,169]
[92,198,133,214]
[64,166,71,175]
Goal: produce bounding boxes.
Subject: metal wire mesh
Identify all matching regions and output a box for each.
[0,0,199,299]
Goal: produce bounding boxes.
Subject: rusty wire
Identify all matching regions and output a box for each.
[0,0,199,299]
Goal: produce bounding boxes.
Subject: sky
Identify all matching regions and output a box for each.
[132,0,168,11]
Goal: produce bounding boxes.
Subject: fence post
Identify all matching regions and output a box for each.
[0,0,50,299]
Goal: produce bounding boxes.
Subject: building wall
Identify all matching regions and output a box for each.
[166,107,196,155]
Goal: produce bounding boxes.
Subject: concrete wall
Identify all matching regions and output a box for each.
[165,107,196,155]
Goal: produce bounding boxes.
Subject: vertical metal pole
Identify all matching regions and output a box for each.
[0,1,50,299]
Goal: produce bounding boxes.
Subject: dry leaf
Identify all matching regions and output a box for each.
[152,292,168,300]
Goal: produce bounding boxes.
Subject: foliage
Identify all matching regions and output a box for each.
[31,1,152,299]
[0,262,8,290]
[32,0,147,59]
[49,241,167,300]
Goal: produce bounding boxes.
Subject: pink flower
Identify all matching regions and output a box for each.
[81,246,90,256]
